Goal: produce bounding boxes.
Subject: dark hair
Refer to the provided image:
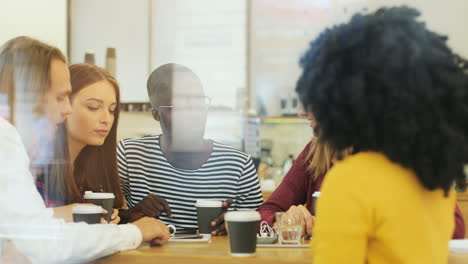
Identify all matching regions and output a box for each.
[46,64,124,207]
[296,6,468,194]
[147,63,198,108]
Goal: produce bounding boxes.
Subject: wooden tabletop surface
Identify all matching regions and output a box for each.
[93,236,311,264]
[92,236,468,264]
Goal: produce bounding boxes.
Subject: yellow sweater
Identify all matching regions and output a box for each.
[312,152,455,264]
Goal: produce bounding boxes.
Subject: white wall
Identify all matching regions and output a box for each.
[251,0,468,117]
[152,0,247,109]
[71,0,246,106]
[70,0,150,103]
[331,0,468,58]
[150,0,248,149]
[0,0,67,53]
[330,0,468,56]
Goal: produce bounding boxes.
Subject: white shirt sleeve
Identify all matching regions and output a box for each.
[0,118,142,264]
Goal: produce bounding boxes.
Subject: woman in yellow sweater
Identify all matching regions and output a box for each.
[295,7,468,264]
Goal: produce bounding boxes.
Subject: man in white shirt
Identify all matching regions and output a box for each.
[0,36,170,263]
[0,117,169,263]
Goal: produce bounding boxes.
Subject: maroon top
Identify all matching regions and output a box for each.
[36,172,66,207]
[35,171,85,207]
[258,142,466,239]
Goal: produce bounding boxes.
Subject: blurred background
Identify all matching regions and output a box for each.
[2,0,468,189]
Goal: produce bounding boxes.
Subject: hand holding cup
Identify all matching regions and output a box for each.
[210,199,234,236]
[276,211,304,244]
[109,209,120,224]
[285,205,314,236]
[83,191,115,222]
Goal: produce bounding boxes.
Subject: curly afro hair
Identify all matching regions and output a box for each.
[296,6,468,194]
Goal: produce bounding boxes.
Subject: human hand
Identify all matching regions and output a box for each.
[132,217,170,246]
[286,205,315,236]
[124,194,173,223]
[210,199,233,236]
[109,209,120,224]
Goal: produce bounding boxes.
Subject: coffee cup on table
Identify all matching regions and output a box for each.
[312,191,321,214]
[72,205,103,224]
[196,199,224,234]
[225,211,261,257]
[83,191,115,222]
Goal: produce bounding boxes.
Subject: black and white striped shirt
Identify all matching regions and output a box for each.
[117,135,263,231]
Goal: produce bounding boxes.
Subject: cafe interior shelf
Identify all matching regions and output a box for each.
[260,116,309,124]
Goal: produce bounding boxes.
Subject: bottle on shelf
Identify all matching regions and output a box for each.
[282,154,295,178]
[84,51,95,65]
[258,140,273,181]
[105,47,116,77]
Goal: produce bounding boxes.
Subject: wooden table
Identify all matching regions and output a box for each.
[93,236,311,264]
[450,252,468,264]
[92,236,468,264]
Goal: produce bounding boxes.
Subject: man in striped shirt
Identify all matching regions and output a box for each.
[118,63,263,234]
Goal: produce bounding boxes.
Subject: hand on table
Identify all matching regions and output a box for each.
[132,217,170,246]
[210,199,234,236]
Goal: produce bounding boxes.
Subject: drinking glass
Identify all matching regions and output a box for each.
[276,212,304,244]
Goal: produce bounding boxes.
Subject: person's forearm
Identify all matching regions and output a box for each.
[257,207,277,226]
[52,206,73,222]
[453,204,465,239]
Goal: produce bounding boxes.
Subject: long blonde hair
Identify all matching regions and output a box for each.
[306,137,354,179]
[306,137,336,179]
[0,36,66,124]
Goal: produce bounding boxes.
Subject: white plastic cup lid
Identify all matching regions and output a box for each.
[312,192,321,198]
[196,199,223,207]
[225,211,260,222]
[83,191,115,199]
[72,205,103,214]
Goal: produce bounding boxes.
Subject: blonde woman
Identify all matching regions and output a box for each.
[258,113,465,239]
[257,130,340,235]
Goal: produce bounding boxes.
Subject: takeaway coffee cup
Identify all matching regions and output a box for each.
[225,211,261,257]
[312,192,321,214]
[83,191,115,222]
[72,205,103,224]
[196,199,224,234]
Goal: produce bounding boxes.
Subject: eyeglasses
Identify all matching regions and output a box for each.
[154,96,211,112]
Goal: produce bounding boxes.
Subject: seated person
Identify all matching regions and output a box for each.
[294,7,468,263]
[118,63,263,234]
[258,135,465,238]
[36,64,125,224]
[0,36,168,264]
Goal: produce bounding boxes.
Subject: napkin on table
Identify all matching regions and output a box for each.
[449,239,468,253]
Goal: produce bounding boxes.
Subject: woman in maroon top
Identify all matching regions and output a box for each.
[258,137,466,239]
